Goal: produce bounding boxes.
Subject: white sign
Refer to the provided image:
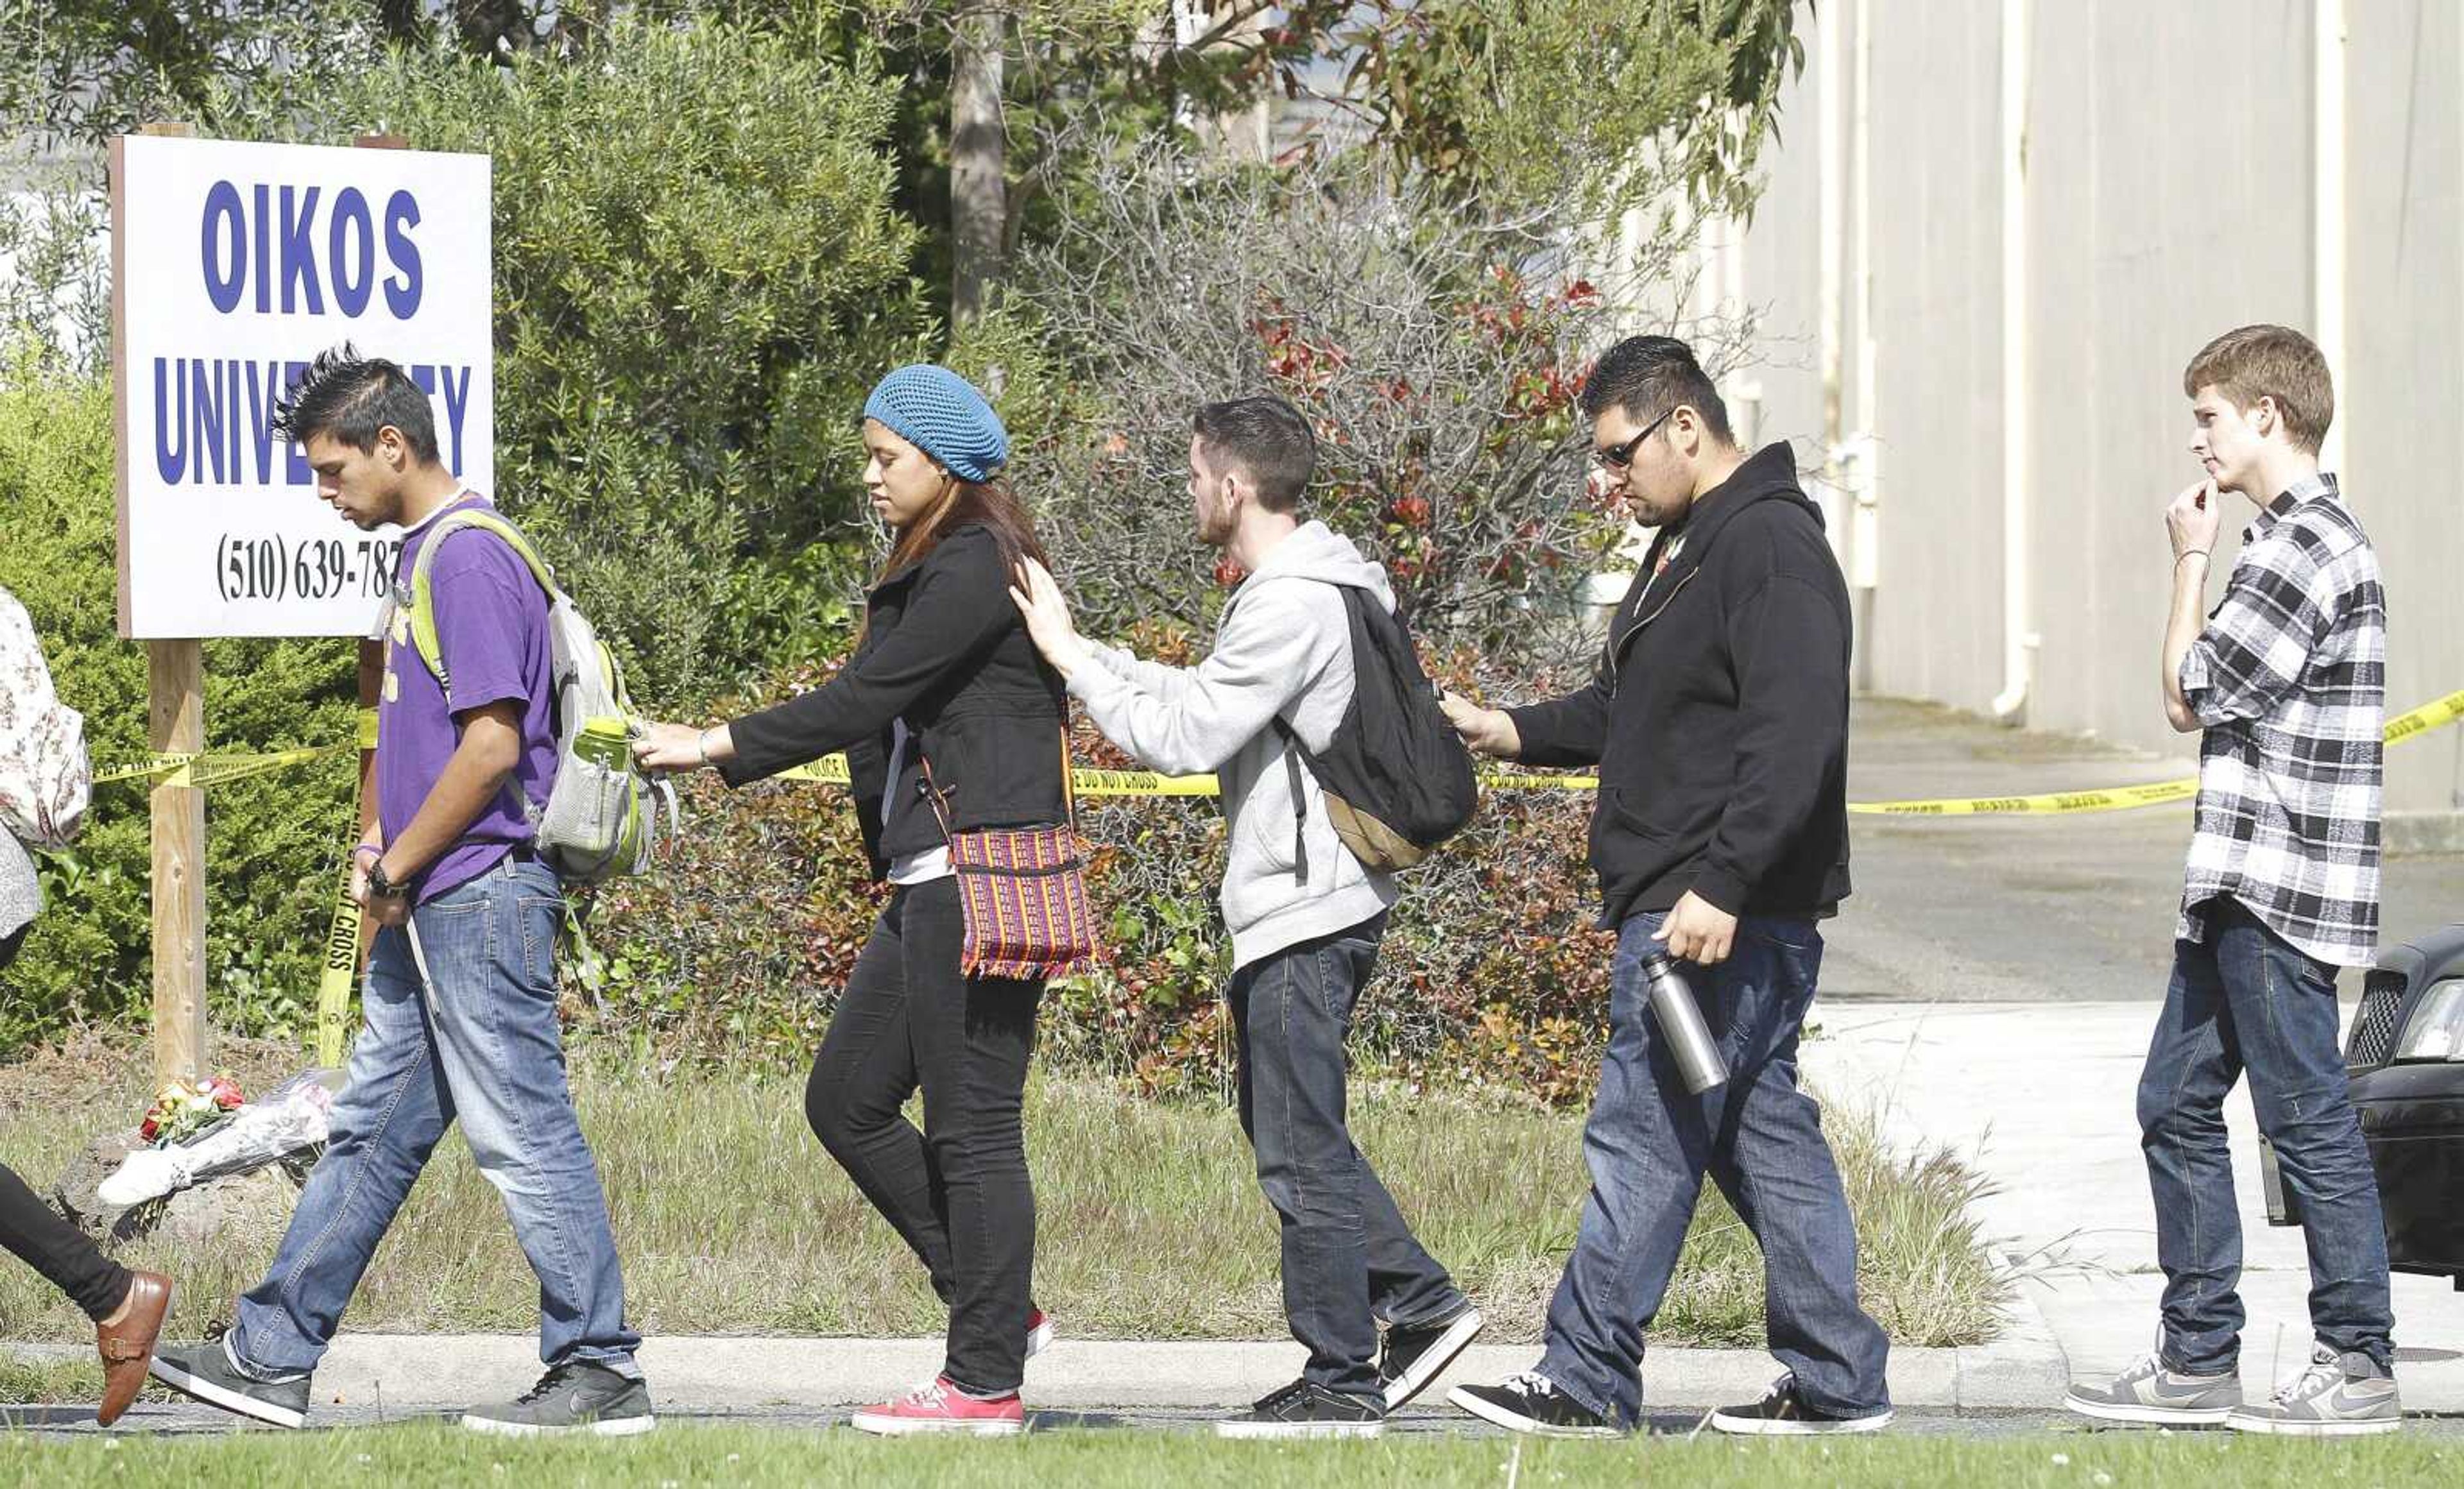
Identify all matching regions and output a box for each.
[111,135,493,638]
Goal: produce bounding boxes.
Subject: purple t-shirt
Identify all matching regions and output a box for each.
[377,494,560,904]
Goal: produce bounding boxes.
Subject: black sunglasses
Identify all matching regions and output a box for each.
[1590,407,1675,472]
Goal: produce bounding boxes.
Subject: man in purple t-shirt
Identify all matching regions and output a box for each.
[373,491,561,903]
[148,350,652,1438]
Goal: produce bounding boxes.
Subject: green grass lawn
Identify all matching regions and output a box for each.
[0,1057,2001,1355]
[6,1422,2462,1488]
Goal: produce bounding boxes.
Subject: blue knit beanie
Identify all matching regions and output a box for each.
[861,364,1009,483]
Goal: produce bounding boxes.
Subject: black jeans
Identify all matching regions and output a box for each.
[1229,913,1466,1399]
[0,923,132,1322]
[805,878,1042,1396]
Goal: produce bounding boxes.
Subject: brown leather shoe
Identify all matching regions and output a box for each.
[95,1271,171,1425]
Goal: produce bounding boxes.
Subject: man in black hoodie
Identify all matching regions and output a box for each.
[1441,336,1890,1438]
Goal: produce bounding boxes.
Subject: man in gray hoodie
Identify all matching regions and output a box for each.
[1009,396,1482,1438]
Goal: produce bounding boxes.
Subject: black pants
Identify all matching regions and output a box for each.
[1229,913,1465,1399]
[805,878,1042,1396]
[0,923,132,1322]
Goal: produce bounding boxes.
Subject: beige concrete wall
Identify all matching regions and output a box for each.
[1723,0,2464,814]
[2343,0,2464,814]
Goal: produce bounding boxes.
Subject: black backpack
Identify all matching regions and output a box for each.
[1271,584,1478,881]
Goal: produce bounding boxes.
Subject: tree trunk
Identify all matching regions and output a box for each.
[950,5,1007,326]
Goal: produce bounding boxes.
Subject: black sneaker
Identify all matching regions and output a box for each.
[148,1332,311,1429]
[1215,1379,1385,1440]
[1381,1305,1485,1411]
[461,1361,656,1437]
[1709,1374,1893,1436]
[1447,1371,1620,1438]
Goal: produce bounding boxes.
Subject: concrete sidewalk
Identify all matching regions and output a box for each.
[1801,996,2464,1414]
[1807,698,2464,1415]
[3,1324,2062,1416]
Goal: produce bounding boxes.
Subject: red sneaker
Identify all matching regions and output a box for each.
[851,1377,1025,1437]
[1026,1309,1055,1359]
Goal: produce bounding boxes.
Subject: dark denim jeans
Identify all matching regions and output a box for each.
[2139,897,2394,1375]
[233,855,641,1377]
[1537,911,1889,1426]
[805,878,1043,1397]
[0,1161,128,1322]
[1228,913,1467,1400]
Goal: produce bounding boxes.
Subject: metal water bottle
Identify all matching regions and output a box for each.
[1639,949,1728,1094]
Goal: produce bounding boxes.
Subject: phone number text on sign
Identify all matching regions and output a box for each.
[214,534,402,605]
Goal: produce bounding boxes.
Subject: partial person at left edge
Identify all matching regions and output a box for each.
[0,583,173,1426]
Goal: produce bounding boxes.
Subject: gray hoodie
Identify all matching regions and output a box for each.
[1069,521,1398,969]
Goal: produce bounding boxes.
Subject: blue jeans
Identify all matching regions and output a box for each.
[233,855,640,1377]
[1538,912,1889,1425]
[2139,896,2394,1375]
[1229,914,1467,1399]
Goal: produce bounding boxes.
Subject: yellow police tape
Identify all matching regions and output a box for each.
[315,770,366,1067]
[770,687,2464,815]
[90,709,380,789]
[1847,686,2464,816]
[85,688,2464,818]
[775,755,1228,797]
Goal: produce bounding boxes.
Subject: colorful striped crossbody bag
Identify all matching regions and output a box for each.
[918,736,1100,982]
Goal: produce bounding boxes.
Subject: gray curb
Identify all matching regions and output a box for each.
[6,1311,2069,1415]
[1953,1261,2071,1410]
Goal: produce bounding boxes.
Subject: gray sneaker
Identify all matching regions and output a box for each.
[2064,1349,2239,1426]
[461,1361,656,1438]
[2227,1343,2399,1436]
[148,1332,311,1429]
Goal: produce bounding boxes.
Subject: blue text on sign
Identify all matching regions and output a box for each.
[198,182,424,319]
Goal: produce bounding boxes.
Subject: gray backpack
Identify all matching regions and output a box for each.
[384,509,672,882]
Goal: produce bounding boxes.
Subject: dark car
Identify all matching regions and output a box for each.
[2334,924,2464,1287]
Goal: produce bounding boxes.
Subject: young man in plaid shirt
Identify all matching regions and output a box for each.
[2067,325,2397,1435]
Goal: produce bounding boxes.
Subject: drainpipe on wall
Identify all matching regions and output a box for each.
[2314,0,2348,481]
[1990,0,2033,725]
[1817,0,1844,452]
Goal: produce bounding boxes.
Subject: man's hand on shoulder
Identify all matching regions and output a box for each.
[1007,557,1091,679]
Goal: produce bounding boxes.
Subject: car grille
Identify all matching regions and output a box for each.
[2347,969,2411,1070]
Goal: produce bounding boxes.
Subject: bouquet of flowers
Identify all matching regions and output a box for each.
[99,1071,337,1209]
[139,1075,244,1146]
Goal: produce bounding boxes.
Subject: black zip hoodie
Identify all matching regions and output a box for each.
[1509,441,1852,926]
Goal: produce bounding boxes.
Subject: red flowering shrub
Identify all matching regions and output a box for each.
[580,654,1615,1107]
[1005,149,1650,686]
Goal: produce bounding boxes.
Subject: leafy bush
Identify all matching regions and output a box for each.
[578,652,1615,1104]
[208,15,924,708]
[0,377,361,1053]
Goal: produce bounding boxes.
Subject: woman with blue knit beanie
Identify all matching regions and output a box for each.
[638,364,1068,1434]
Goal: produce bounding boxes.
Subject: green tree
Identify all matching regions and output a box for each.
[0,0,384,148]
[209,15,927,704]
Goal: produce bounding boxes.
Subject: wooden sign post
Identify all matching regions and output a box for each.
[144,638,207,1085]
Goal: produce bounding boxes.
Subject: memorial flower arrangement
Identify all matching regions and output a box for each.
[139,1075,244,1146]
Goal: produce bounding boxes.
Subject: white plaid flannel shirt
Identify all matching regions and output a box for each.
[2177,473,2384,967]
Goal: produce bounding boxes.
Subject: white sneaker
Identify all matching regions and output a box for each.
[2225,1343,2399,1436]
